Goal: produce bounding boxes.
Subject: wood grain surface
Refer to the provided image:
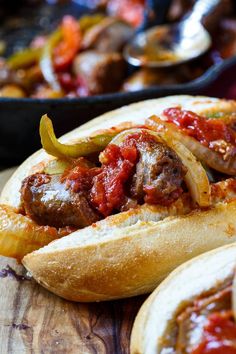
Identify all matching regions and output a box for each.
[0,256,146,354]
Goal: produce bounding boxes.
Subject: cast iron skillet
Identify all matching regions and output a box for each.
[1,0,236,166]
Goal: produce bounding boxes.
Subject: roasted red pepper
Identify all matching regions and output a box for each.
[53,16,81,72]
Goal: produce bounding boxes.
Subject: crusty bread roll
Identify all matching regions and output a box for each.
[130,243,236,354]
[23,201,236,302]
[1,95,236,302]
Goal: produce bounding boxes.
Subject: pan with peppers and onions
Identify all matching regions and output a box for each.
[2,0,236,98]
[0,13,133,98]
[1,95,236,302]
[131,243,236,354]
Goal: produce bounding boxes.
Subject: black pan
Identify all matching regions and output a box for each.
[1,0,236,167]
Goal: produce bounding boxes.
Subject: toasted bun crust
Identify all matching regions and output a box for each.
[23,200,236,301]
[130,243,236,354]
[2,95,236,302]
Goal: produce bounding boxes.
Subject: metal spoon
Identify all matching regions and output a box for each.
[124,0,221,68]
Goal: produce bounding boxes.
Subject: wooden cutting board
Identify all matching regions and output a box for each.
[0,169,146,354]
[0,257,145,354]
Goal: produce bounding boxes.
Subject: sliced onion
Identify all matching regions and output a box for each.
[0,205,61,260]
[39,30,62,92]
[161,132,210,207]
[147,115,236,176]
[110,128,210,207]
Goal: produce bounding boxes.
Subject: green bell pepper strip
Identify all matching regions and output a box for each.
[7,48,41,70]
[40,114,118,159]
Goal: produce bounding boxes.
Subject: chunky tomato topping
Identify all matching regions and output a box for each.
[90,136,139,216]
[62,163,101,193]
[164,107,236,149]
[192,311,236,354]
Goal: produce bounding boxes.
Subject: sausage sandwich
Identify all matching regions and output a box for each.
[1,95,236,301]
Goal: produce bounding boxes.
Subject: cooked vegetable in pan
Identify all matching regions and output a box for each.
[0,0,236,98]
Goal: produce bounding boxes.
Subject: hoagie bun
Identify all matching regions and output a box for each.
[130,243,236,354]
[1,95,236,302]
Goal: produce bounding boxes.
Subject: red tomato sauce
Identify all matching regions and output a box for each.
[192,311,236,354]
[90,143,136,216]
[164,107,236,149]
[62,130,160,217]
[62,163,101,193]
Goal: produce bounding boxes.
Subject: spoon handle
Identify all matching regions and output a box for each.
[138,0,172,32]
[187,0,221,24]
